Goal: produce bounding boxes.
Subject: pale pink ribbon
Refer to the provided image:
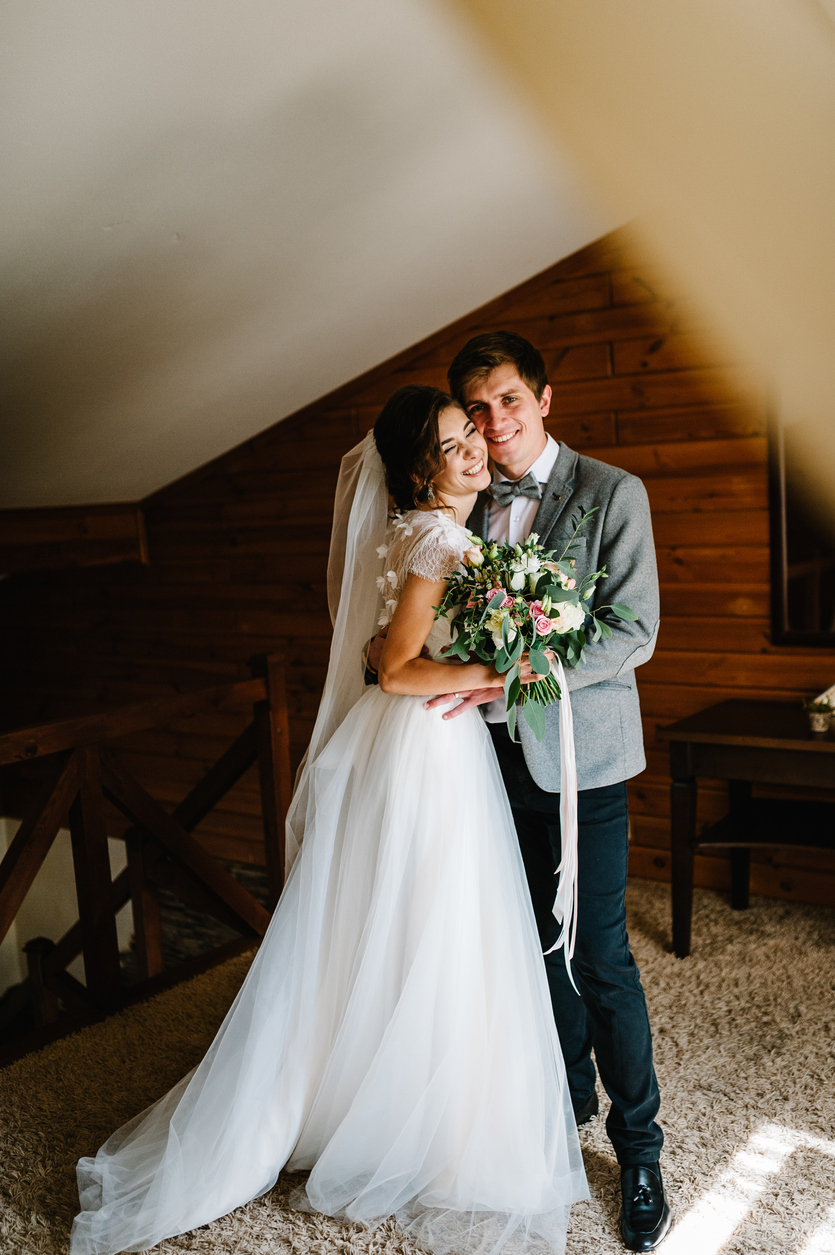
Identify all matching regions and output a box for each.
[543,656,579,995]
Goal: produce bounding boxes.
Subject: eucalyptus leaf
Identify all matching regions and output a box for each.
[501,614,511,649]
[529,649,551,676]
[506,702,517,742]
[506,676,522,709]
[503,663,520,711]
[610,603,639,621]
[523,699,547,742]
[495,647,512,674]
[599,620,613,639]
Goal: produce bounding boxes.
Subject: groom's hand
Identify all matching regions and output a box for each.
[424,650,555,719]
[368,626,432,673]
[424,688,497,720]
[367,627,389,673]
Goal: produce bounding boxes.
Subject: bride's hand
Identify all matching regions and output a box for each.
[424,686,497,719]
[422,662,501,719]
[368,626,431,673]
[518,650,555,685]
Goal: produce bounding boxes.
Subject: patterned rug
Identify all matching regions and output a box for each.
[1,879,834,1255]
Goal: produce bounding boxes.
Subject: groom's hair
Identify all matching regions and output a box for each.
[447,331,548,402]
[374,384,463,513]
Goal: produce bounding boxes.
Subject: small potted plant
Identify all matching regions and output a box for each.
[802,697,832,733]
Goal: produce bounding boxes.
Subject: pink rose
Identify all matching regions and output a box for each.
[534,615,552,636]
[500,595,514,608]
[528,600,543,619]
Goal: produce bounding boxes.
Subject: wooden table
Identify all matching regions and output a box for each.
[658,699,835,956]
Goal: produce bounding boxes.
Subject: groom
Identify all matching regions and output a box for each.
[427,332,671,1252]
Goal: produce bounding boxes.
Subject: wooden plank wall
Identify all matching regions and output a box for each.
[0,504,148,572]
[2,227,834,904]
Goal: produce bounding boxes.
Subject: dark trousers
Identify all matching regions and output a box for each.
[490,723,663,1166]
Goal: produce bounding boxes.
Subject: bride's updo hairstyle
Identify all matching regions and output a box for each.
[373,384,463,512]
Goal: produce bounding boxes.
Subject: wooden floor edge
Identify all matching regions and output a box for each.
[0,935,258,1071]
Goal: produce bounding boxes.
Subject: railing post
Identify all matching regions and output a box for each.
[251,654,293,909]
[22,936,61,1025]
[0,751,78,948]
[125,829,165,979]
[69,745,122,1005]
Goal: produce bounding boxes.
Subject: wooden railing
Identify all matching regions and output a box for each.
[0,654,292,1029]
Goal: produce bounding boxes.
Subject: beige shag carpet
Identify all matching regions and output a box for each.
[2,879,834,1255]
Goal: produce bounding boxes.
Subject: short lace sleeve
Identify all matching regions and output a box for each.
[376,511,471,627]
[408,530,464,583]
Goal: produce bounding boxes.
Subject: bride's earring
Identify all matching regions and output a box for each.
[426,484,436,502]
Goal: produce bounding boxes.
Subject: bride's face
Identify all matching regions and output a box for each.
[432,406,491,502]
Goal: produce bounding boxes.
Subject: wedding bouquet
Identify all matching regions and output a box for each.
[435,508,637,741]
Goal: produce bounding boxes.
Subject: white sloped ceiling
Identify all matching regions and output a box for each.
[0,0,617,508]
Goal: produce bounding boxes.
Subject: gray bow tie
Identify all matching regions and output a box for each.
[488,471,543,510]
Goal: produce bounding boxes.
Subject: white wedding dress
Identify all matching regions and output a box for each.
[70,438,587,1255]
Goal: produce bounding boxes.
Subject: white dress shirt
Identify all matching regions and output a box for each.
[483,435,559,722]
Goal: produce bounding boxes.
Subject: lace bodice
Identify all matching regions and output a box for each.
[376,510,474,652]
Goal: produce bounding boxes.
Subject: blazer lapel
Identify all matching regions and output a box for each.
[531,442,579,549]
[466,444,579,545]
[466,490,491,539]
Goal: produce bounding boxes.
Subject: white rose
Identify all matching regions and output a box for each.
[491,627,516,650]
[550,601,587,634]
[484,609,505,634]
[510,570,527,591]
[486,608,516,647]
[464,545,484,567]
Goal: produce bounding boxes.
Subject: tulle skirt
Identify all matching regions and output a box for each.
[71,688,588,1255]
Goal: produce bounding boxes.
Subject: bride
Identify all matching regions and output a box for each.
[70,385,588,1255]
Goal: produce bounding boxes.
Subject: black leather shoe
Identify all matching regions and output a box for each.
[573,1091,599,1126]
[619,1164,672,1251]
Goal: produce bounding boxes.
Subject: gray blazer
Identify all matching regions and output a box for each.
[468,443,659,793]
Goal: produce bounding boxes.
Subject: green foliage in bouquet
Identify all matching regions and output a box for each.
[434,508,638,742]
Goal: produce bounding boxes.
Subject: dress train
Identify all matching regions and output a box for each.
[71,689,587,1255]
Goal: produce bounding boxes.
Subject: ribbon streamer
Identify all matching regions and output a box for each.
[543,656,580,995]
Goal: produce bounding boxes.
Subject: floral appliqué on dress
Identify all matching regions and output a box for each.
[375,510,473,628]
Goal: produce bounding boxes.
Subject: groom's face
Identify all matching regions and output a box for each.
[461,363,551,480]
